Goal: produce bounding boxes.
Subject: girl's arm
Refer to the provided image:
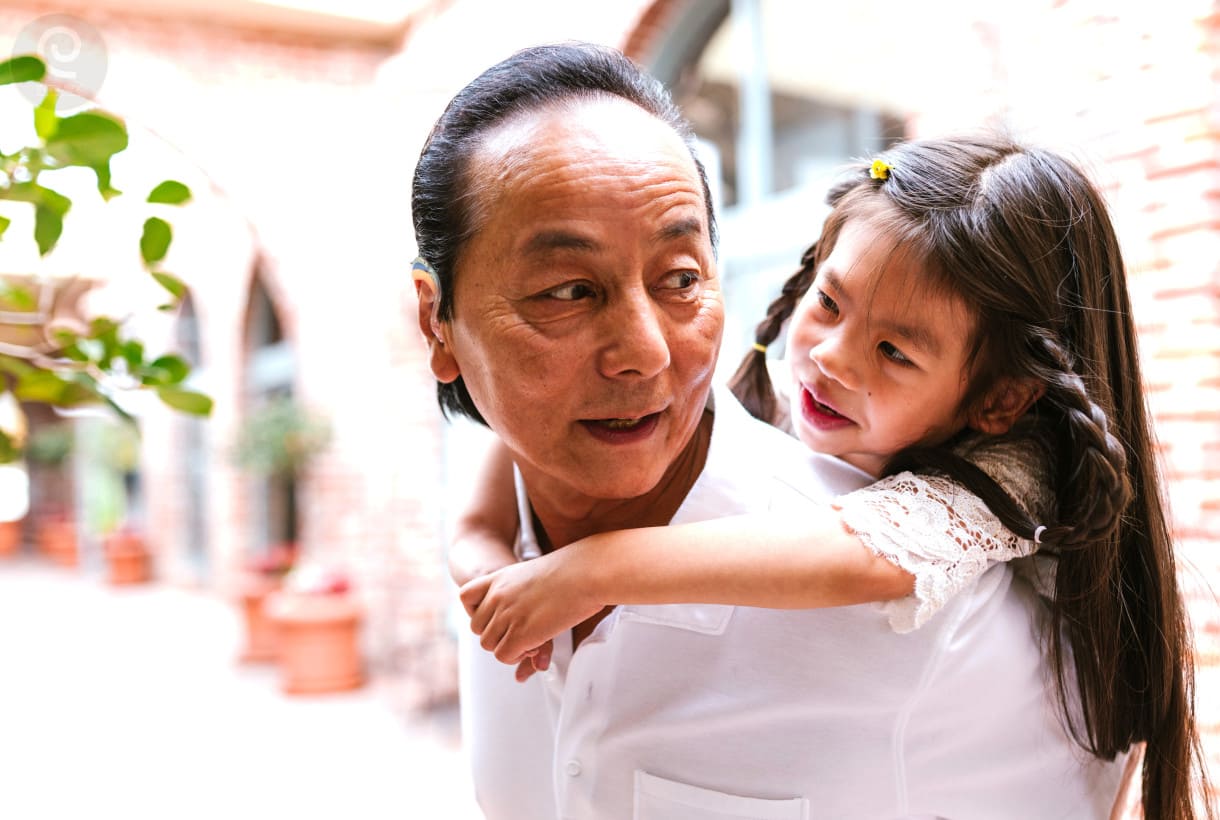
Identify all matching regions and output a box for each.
[449,439,555,678]
[448,439,520,588]
[460,509,914,665]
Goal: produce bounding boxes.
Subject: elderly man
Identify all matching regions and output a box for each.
[410,42,812,815]
[412,43,1121,820]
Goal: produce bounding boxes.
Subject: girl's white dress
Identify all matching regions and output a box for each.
[834,435,1052,632]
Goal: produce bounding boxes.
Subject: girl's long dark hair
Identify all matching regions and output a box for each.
[731,134,1213,818]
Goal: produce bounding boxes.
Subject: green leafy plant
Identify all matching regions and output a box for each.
[97,419,140,472]
[23,423,72,466]
[0,54,212,463]
[232,396,331,479]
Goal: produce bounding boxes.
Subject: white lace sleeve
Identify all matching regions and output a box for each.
[831,441,1050,633]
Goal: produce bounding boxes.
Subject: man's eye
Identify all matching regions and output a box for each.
[658,270,700,290]
[546,283,597,301]
[816,289,838,315]
[879,341,912,365]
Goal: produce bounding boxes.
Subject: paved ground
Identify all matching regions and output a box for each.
[5,549,1216,818]
[0,558,482,820]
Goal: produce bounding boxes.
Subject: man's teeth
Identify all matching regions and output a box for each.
[602,418,644,429]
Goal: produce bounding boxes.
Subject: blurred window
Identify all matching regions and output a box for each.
[243,273,297,552]
[647,0,907,369]
[177,294,210,579]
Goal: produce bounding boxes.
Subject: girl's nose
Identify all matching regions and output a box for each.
[809,333,858,389]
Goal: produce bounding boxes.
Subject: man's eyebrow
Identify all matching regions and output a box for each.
[522,230,600,255]
[653,217,703,243]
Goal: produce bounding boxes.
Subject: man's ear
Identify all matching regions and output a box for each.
[968,377,1045,435]
[414,273,460,384]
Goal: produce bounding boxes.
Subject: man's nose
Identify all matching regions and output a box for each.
[598,292,671,379]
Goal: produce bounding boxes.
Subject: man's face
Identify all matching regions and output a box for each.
[433,97,723,505]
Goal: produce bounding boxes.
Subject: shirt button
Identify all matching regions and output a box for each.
[565,759,582,777]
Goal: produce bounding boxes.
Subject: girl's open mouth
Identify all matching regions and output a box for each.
[811,397,844,418]
[801,389,851,429]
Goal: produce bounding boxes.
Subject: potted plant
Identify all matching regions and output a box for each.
[96,421,153,585]
[264,562,364,695]
[102,524,151,585]
[230,396,330,663]
[230,395,330,479]
[24,423,77,566]
[0,462,24,557]
[0,396,27,556]
[0,514,19,557]
[234,541,296,662]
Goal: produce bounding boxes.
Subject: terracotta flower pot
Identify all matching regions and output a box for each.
[38,516,77,567]
[0,519,23,557]
[104,529,152,585]
[265,590,363,695]
[237,571,283,663]
[235,545,296,663]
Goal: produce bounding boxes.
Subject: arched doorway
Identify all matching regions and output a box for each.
[241,272,297,556]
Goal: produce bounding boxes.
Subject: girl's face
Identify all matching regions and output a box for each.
[785,215,979,476]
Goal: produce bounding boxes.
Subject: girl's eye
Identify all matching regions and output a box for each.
[879,341,912,365]
[816,289,839,316]
[658,270,700,291]
[546,282,597,302]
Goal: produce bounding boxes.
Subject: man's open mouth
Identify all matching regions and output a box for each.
[581,412,662,440]
[600,417,649,429]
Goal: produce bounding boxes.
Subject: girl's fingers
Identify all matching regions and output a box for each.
[479,614,506,652]
[494,628,523,663]
[459,580,488,617]
[469,598,492,635]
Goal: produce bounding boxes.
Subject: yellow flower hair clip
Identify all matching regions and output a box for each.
[870,159,892,180]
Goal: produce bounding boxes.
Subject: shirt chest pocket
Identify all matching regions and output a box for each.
[615,603,733,635]
[634,771,809,820]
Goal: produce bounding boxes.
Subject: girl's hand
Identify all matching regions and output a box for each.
[460,550,601,666]
[513,642,553,683]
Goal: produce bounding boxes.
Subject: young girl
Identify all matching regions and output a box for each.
[452,134,1213,818]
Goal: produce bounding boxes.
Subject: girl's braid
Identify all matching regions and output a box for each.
[728,241,820,423]
[1031,333,1133,549]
